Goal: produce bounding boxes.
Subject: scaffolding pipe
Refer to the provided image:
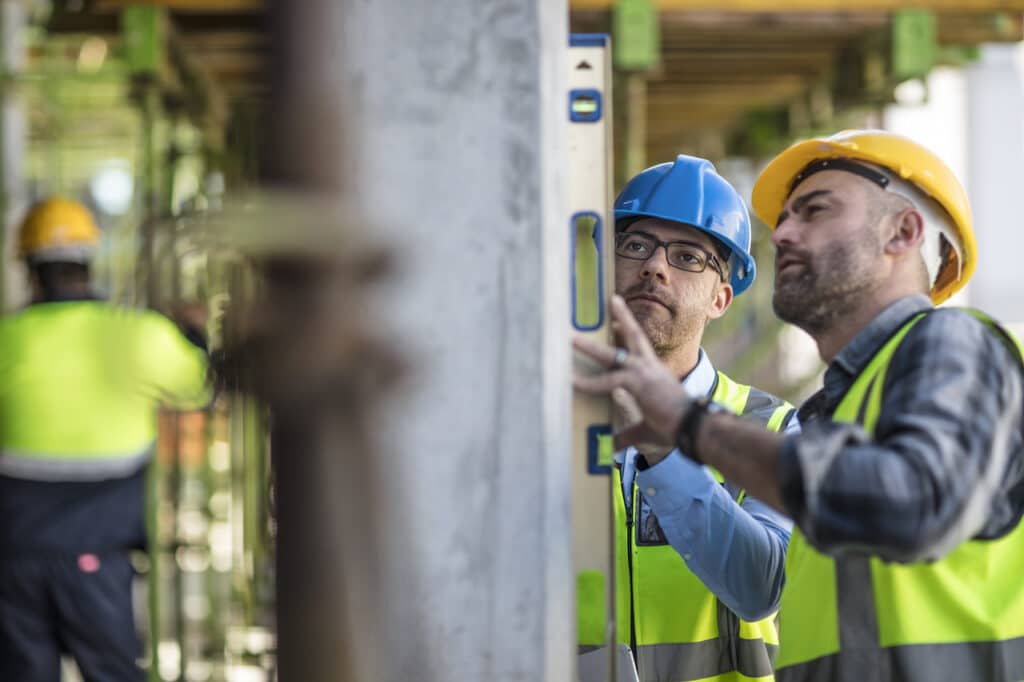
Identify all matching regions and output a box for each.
[259,2,390,680]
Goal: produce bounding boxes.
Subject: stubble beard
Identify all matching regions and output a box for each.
[772,237,881,336]
[633,303,706,359]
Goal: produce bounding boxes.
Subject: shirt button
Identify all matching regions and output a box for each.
[645,487,657,497]
[683,554,692,561]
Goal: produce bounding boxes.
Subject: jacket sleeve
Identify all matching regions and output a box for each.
[135,312,212,410]
[779,310,1024,562]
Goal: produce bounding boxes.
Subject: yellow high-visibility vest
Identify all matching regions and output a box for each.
[0,301,210,480]
[776,309,1024,682]
[581,371,793,682]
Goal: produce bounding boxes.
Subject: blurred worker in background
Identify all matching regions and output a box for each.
[0,197,211,681]
[575,130,1024,682]
[578,156,797,682]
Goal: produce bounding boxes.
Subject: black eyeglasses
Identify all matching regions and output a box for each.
[615,231,725,281]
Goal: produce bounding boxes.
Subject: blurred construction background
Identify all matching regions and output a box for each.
[1,1,1023,680]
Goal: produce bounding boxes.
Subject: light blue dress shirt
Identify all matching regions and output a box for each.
[618,349,798,621]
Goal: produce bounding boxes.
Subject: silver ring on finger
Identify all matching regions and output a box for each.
[610,347,629,370]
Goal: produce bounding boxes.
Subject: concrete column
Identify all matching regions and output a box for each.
[348,3,572,679]
[268,1,572,681]
[0,0,27,310]
[965,44,1024,323]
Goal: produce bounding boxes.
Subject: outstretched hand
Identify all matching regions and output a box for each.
[573,295,691,451]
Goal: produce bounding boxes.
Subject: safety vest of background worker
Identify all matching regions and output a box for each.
[750,131,1024,682]
[0,197,211,682]
[578,157,796,682]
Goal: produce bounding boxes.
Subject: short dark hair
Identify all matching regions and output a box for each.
[708,235,732,264]
[30,261,90,301]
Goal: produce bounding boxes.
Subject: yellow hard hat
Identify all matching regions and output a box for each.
[18,197,101,263]
[751,129,976,305]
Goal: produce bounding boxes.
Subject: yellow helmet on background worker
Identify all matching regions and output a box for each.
[17,197,101,264]
[751,129,976,305]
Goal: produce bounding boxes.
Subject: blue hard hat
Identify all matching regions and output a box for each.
[614,155,756,295]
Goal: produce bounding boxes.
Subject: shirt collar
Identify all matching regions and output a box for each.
[26,292,99,308]
[819,294,932,409]
[681,348,717,399]
[831,294,932,376]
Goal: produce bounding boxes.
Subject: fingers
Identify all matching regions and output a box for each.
[610,296,655,360]
[611,387,642,428]
[572,332,636,376]
[572,335,619,368]
[575,295,653,367]
[573,369,628,395]
[573,295,659,394]
[613,421,673,452]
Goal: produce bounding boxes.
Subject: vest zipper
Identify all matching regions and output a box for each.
[626,487,639,669]
[717,598,741,672]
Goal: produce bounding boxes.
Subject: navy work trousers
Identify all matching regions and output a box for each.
[0,553,143,682]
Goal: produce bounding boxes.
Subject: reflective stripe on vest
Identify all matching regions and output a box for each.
[777,309,1024,682]
[583,371,793,682]
[634,619,779,680]
[0,445,153,481]
[778,638,1024,682]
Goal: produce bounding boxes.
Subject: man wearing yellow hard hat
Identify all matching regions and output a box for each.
[0,197,211,681]
[574,130,1024,682]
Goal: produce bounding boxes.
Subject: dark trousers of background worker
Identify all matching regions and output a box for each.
[0,552,143,682]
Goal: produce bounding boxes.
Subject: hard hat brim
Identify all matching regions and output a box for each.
[751,138,867,230]
[24,244,95,264]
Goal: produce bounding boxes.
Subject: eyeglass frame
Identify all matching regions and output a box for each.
[614,230,726,282]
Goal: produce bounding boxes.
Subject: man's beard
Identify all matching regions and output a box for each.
[772,237,881,336]
[623,283,707,356]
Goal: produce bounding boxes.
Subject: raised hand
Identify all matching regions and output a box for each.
[573,295,691,451]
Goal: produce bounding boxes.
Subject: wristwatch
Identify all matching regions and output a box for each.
[675,397,712,464]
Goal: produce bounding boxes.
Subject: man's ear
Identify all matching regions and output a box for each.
[707,281,733,321]
[885,207,925,256]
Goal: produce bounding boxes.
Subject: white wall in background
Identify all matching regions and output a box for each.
[963,44,1024,324]
[885,66,971,309]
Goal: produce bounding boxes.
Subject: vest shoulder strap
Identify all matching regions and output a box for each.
[841,307,1024,429]
[841,312,926,427]
[961,308,1024,365]
[711,371,751,415]
[713,371,795,433]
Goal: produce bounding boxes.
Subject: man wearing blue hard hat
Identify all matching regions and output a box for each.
[578,155,797,682]
[576,131,1024,682]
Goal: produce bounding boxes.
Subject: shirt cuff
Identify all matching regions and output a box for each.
[635,450,717,513]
